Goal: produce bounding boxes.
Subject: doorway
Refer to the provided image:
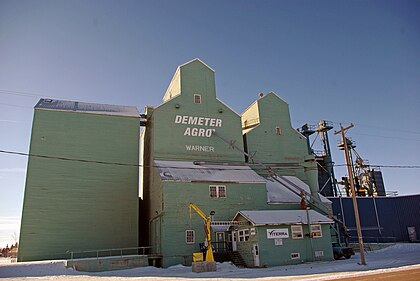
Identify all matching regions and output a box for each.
[252,243,260,267]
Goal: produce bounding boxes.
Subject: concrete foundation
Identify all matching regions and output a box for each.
[66,255,148,272]
[192,261,217,273]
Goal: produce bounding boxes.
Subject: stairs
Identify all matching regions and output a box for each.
[227,250,246,268]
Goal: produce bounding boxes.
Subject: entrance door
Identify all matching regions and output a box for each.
[215,232,225,253]
[252,243,260,267]
[231,231,237,251]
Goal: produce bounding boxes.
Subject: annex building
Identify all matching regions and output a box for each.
[19,59,334,268]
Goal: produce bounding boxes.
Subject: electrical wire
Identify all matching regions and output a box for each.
[2,89,420,136]
[0,149,418,170]
[0,149,306,170]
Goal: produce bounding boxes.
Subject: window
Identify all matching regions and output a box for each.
[209,185,226,198]
[310,224,322,238]
[291,225,303,239]
[209,186,217,197]
[186,230,195,244]
[238,229,250,242]
[194,94,201,104]
[291,252,300,259]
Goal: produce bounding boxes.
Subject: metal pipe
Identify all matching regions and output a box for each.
[372,197,382,236]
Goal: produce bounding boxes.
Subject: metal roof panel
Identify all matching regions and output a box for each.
[236,210,333,225]
[155,160,265,183]
[35,99,140,117]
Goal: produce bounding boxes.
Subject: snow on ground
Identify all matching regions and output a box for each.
[1,243,420,280]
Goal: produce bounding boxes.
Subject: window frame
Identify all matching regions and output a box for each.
[291,225,303,239]
[194,94,202,104]
[209,185,227,198]
[185,229,195,244]
[291,252,300,259]
[310,224,323,238]
[238,229,250,242]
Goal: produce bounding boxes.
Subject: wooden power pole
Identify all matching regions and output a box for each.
[334,123,366,265]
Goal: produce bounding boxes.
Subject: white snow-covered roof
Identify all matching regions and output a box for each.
[35,99,140,118]
[265,176,310,203]
[234,210,333,226]
[154,160,265,183]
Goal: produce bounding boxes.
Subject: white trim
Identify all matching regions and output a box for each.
[291,252,300,259]
[310,224,323,238]
[179,58,215,73]
[185,229,195,244]
[209,185,227,198]
[194,94,202,104]
[216,97,241,116]
[291,225,303,239]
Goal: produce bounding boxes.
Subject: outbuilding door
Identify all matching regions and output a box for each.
[252,243,260,267]
[231,231,237,251]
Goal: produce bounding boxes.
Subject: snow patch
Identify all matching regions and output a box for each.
[0,243,419,280]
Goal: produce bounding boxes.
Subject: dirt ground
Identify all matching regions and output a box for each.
[337,267,420,281]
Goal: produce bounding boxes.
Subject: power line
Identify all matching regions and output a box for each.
[2,88,420,136]
[0,149,418,170]
[0,89,72,100]
[350,132,420,142]
[0,149,305,170]
[329,120,420,135]
[334,164,420,169]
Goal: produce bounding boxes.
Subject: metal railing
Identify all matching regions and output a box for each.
[67,246,152,261]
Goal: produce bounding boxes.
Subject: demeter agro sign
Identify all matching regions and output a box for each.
[174,115,223,152]
[175,115,222,137]
[267,229,289,239]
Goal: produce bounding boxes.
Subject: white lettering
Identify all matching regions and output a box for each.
[185,145,215,152]
[184,127,191,136]
[188,116,198,125]
[182,115,188,124]
[174,115,223,127]
[175,115,182,123]
[191,128,198,136]
[204,117,211,126]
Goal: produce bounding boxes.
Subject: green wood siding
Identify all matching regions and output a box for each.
[150,60,245,163]
[242,93,320,194]
[237,224,333,267]
[19,109,139,261]
[156,180,300,267]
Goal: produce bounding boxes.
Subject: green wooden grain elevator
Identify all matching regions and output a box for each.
[19,59,334,268]
[18,100,140,261]
[140,59,333,267]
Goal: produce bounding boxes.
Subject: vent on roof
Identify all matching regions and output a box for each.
[44,99,53,103]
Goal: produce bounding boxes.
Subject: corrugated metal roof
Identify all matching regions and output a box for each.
[266,176,331,204]
[35,99,139,117]
[155,160,265,183]
[265,176,310,203]
[235,210,333,225]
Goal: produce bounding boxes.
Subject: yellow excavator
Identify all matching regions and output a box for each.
[189,202,215,262]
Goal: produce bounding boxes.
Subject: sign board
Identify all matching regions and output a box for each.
[266,228,289,239]
[274,238,283,246]
[250,228,256,235]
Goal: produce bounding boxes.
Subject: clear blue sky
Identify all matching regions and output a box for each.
[0,0,419,248]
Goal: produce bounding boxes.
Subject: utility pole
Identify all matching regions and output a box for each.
[334,123,366,265]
